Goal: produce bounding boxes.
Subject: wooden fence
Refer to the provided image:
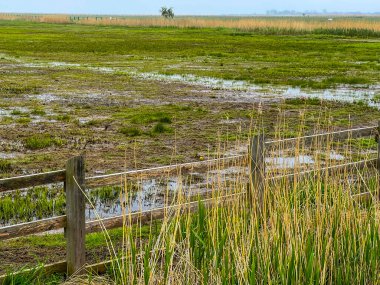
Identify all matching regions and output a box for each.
[0,125,379,280]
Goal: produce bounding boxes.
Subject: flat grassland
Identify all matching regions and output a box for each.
[0,19,379,176]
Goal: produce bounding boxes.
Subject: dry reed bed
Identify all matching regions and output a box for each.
[1,14,380,33]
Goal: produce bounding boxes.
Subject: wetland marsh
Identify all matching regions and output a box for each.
[1,18,380,283]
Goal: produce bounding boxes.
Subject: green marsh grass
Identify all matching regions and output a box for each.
[0,160,12,173]
[0,187,66,224]
[1,21,379,89]
[151,122,172,134]
[0,185,124,226]
[3,264,63,285]
[24,135,65,150]
[119,127,142,137]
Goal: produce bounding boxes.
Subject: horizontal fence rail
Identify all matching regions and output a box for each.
[0,216,67,241]
[268,158,378,182]
[0,191,243,241]
[0,170,66,193]
[1,125,377,192]
[0,124,379,278]
[266,125,377,145]
[85,154,246,187]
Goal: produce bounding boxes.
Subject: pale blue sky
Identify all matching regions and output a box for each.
[0,0,379,15]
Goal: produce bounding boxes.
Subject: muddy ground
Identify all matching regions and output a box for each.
[1,58,379,179]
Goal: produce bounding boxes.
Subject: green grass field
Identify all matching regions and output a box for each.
[0,20,379,88]
[0,20,379,175]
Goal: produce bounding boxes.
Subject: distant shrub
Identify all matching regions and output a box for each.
[16,117,32,124]
[152,123,172,134]
[11,109,23,116]
[158,116,172,124]
[31,108,46,116]
[85,119,104,127]
[0,84,40,95]
[25,135,64,150]
[55,114,71,122]
[119,127,141,137]
[0,159,12,172]
[131,112,172,124]
[372,93,380,103]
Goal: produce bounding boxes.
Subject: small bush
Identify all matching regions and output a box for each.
[159,116,172,124]
[11,109,23,116]
[85,120,100,126]
[31,108,46,116]
[0,159,12,172]
[130,112,172,124]
[24,135,64,150]
[55,114,71,122]
[119,127,141,137]
[1,116,13,124]
[152,123,172,134]
[16,117,31,124]
[371,93,380,103]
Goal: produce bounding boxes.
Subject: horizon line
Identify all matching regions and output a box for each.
[1,11,380,17]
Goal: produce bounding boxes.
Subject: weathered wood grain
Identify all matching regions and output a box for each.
[0,216,66,241]
[249,134,266,209]
[377,121,380,200]
[0,170,66,193]
[65,156,86,276]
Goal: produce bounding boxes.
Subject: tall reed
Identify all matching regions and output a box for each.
[1,14,380,36]
[93,116,379,284]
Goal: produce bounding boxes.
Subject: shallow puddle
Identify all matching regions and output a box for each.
[0,152,19,159]
[4,53,379,108]
[283,86,380,108]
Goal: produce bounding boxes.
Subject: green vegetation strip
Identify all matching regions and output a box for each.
[0,21,379,88]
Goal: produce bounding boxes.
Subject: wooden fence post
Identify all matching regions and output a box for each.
[378,121,380,201]
[249,134,266,209]
[65,156,86,275]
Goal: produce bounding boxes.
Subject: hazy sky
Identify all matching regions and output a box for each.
[0,0,379,15]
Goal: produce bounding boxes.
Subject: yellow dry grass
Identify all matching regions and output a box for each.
[1,14,380,32]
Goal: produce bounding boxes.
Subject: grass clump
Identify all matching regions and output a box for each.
[371,93,380,103]
[131,112,172,125]
[0,187,66,224]
[30,108,46,116]
[0,159,12,172]
[0,84,40,95]
[119,126,142,137]
[24,135,64,150]
[54,114,71,122]
[152,122,172,134]
[10,109,24,116]
[3,264,63,285]
[16,117,31,124]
